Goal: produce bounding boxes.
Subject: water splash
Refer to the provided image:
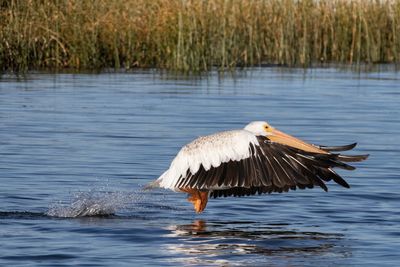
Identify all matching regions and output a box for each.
[46,187,146,218]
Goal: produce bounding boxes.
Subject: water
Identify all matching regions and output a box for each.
[0,68,399,266]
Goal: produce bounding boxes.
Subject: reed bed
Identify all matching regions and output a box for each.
[1,0,399,72]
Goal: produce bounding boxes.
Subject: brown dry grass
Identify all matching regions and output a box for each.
[1,0,399,72]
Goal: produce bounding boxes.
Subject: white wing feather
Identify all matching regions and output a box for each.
[157,130,259,190]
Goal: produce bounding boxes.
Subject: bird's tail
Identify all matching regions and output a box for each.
[142,180,161,191]
[142,170,169,191]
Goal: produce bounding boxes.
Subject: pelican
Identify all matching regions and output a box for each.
[149,121,368,213]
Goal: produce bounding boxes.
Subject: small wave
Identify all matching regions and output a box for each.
[46,187,146,218]
[0,211,48,219]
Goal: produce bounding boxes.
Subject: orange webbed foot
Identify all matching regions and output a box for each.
[182,189,209,213]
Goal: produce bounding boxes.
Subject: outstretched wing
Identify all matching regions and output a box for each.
[157,130,259,190]
[157,131,368,197]
[210,137,368,198]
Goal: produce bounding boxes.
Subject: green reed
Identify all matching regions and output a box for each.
[1,0,399,72]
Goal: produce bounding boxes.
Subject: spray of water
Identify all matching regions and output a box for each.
[46,186,152,218]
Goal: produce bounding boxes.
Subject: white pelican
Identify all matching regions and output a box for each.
[149,121,368,213]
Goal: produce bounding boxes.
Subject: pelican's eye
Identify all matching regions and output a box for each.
[264,125,269,129]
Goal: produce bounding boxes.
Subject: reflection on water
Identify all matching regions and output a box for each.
[164,220,348,266]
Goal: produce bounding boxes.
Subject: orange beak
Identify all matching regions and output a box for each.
[267,127,327,154]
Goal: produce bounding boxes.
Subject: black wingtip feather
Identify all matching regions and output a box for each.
[338,154,369,162]
[332,174,350,188]
[318,142,357,152]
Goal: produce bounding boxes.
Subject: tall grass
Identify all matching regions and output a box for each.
[1,0,399,72]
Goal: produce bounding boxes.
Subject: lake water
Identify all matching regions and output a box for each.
[0,68,399,266]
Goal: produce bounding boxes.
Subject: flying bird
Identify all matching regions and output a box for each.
[149,121,368,213]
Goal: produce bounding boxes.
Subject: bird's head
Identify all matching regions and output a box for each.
[244,121,274,136]
[244,120,327,153]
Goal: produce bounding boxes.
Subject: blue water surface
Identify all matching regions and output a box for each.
[0,68,399,266]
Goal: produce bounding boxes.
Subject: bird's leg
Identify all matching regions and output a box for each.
[181,189,209,213]
[194,191,209,213]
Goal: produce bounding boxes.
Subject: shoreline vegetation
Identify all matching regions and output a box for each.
[1,0,399,73]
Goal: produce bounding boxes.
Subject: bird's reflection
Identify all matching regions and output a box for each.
[163,220,350,266]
